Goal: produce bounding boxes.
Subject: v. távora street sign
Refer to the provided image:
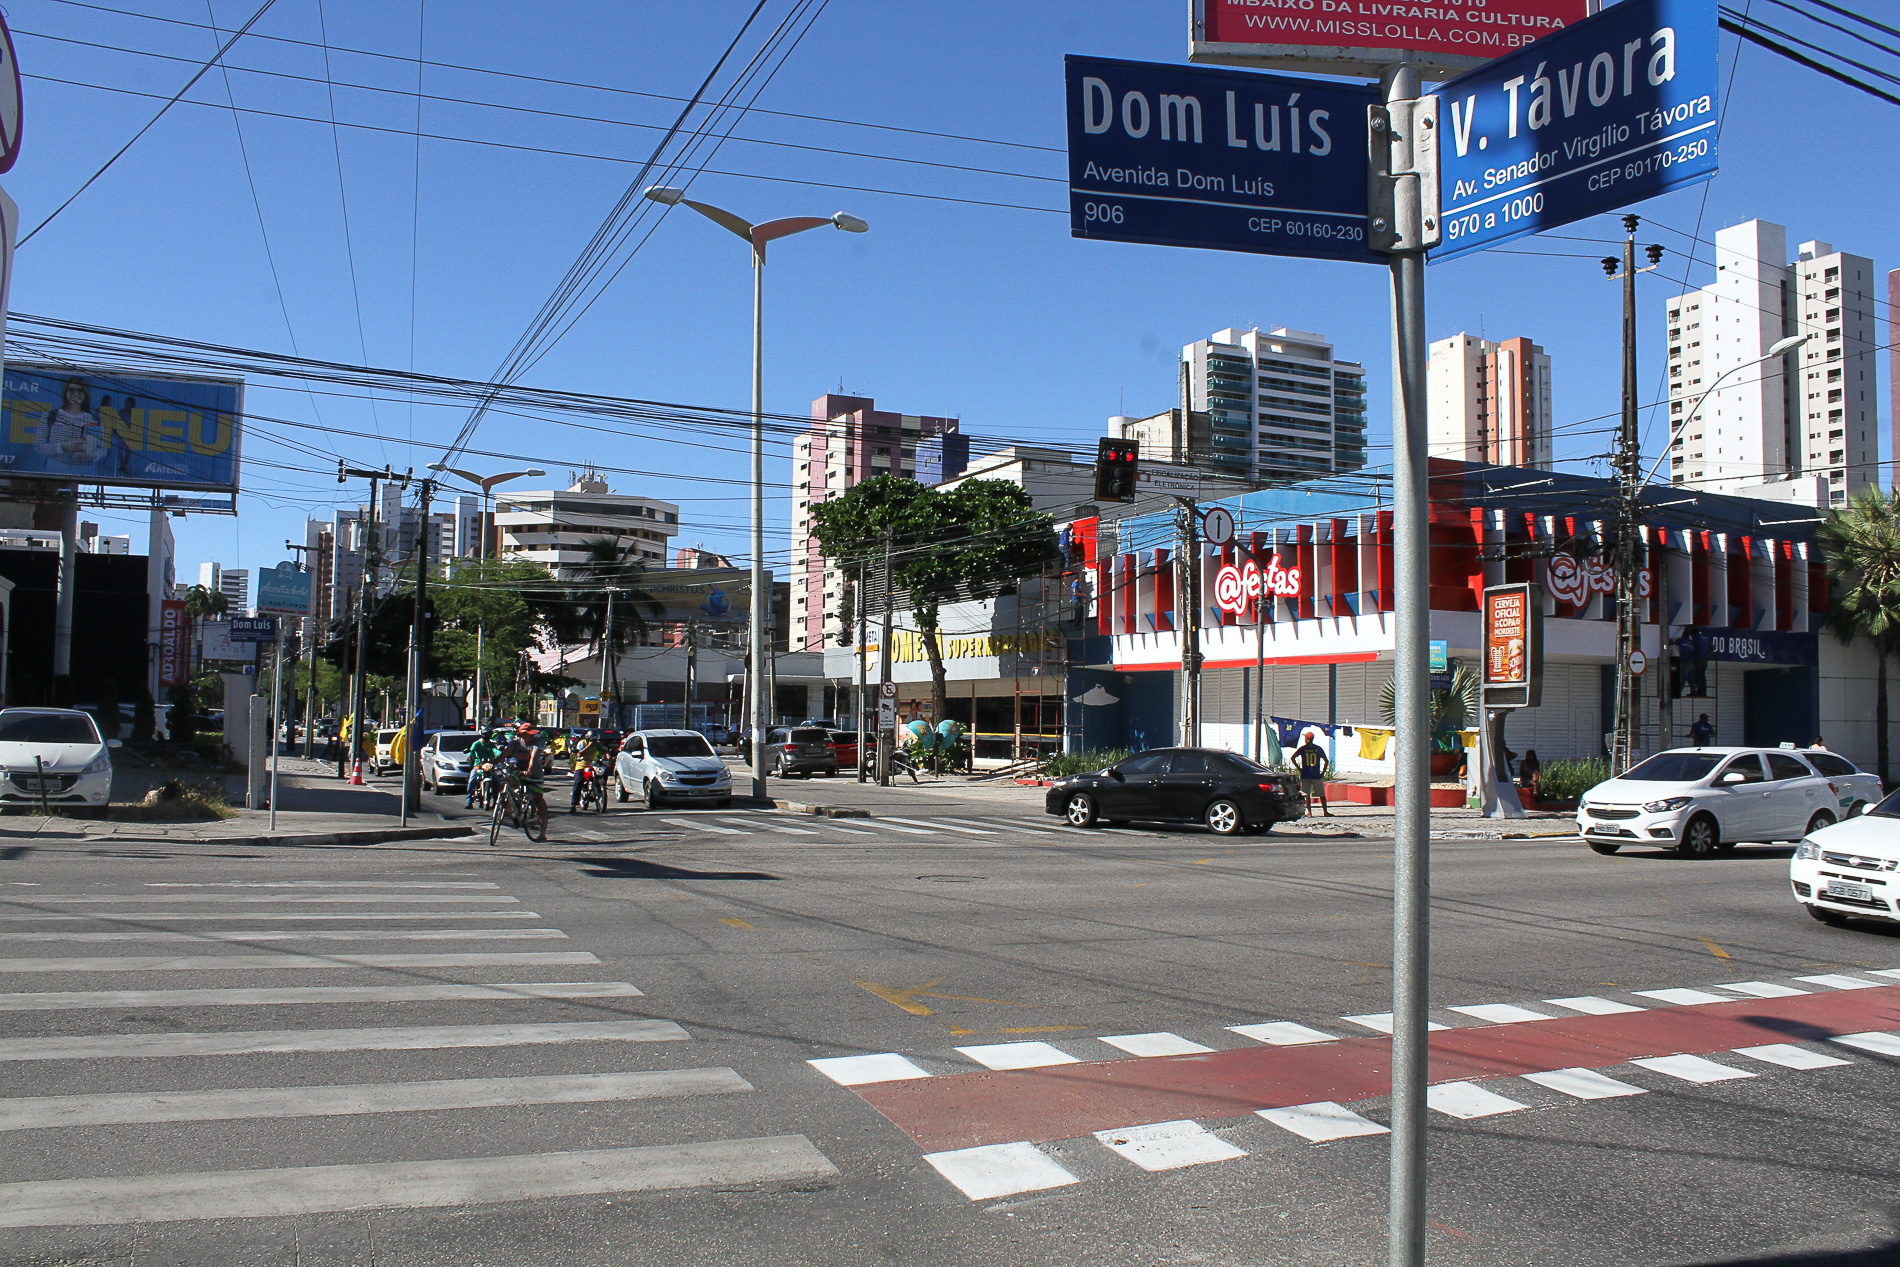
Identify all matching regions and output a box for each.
[1430,0,1718,262]
[1066,55,1383,264]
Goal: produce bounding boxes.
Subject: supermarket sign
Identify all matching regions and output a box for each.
[1190,0,1595,79]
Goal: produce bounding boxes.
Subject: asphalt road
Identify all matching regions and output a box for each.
[0,785,1895,1266]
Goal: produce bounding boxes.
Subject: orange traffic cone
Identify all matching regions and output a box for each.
[349,758,365,786]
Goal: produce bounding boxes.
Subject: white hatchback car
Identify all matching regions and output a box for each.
[1577,746,1852,857]
[1792,791,1900,926]
[615,729,732,808]
[0,708,119,817]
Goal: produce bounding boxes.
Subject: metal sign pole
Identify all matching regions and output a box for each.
[268,621,283,832]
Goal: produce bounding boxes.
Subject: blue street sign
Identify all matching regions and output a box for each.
[228,616,277,644]
[253,561,315,617]
[1431,0,1717,263]
[1429,640,1449,674]
[1066,55,1382,265]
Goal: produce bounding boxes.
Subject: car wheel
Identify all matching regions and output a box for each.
[1678,813,1720,858]
[1807,902,1847,926]
[645,780,663,809]
[1205,799,1243,836]
[1848,800,1867,818]
[615,777,630,803]
[1807,811,1837,835]
[1064,793,1099,828]
[1587,839,1622,855]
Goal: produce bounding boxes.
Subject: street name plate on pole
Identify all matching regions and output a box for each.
[1066,55,1382,264]
[1431,0,1718,262]
[227,616,278,644]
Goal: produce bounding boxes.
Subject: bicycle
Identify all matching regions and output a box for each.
[488,768,549,845]
[469,764,503,813]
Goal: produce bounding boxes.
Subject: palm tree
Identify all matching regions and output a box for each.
[556,539,662,706]
[1818,489,1900,786]
[180,583,229,678]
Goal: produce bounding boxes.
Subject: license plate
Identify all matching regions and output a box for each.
[1826,881,1873,902]
[16,779,44,791]
[1587,824,1626,836]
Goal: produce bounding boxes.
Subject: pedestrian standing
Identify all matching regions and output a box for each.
[1291,730,1332,817]
[1690,713,1714,746]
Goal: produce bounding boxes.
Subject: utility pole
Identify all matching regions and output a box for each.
[1173,497,1202,747]
[403,476,435,819]
[856,563,868,784]
[878,527,894,787]
[1602,217,1664,774]
[339,462,399,784]
[1252,532,1268,762]
[284,539,320,760]
[603,588,616,723]
[685,622,697,733]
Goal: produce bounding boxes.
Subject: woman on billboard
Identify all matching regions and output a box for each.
[34,376,136,476]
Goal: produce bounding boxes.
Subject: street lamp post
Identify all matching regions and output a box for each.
[431,465,545,728]
[1641,332,1814,489]
[642,185,867,798]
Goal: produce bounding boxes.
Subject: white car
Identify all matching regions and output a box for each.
[0,708,119,817]
[421,731,479,793]
[1577,746,1850,857]
[1792,791,1900,926]
[1789,749,1884,819]
[615,729,732,808]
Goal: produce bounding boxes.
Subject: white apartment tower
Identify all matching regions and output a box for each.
[198,562,249,613]
[1666,219,1877,505]
[1183,328,1367,483]
[1428,334,1554,468]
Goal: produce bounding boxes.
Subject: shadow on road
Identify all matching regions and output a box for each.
[1674,1234,1900,1265]
[574,855,780,881]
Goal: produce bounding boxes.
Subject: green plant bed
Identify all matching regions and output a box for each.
[1536,758,1610,804]
[1039,749,1130,779]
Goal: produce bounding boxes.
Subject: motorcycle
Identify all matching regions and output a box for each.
[571,758,610,814]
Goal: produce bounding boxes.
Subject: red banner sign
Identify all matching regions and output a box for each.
[1196,0,1593,77]
[157,599,189,688]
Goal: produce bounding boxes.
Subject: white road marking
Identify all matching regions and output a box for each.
[143,882,500,890]
[0,912,542,922]
[1868,968,1900,982]
[1795,973,1884,990]
[1227,1021,1336,1046]
[0,929,569,944]
[954,1041,1078,1071]
[660,818,744,835]
[923,1142,1078,1201]
[1448,1004,1554,1025]
[823,825,877,835]
[807,1053,931,1086]
[1342,1013,1448,1034]
[940,817,1039,833]
[1732,1043,1852,1070]
[1633,988,1730,1006]
[1544,996,1645,1015]
[1098,1032,1214,1058]
[1713,981,1809,998]
[1521,1068,1648,1099]
[1830,1031,1900,1056]
[720,818,819,836]
[1256,1101,1388,1142]
[0,981,644,1012]
[1426,1082,1529,1119]
[865,821,933,836]
[0,1020,688,1061]
[0,1137,836,1227]
[0,951,600,973]
[1631,1054,1756,1084]
[1094,1120,1246,1170]
[10,895,520,906]
[0,1068,753,1131]
[885,817,993,835]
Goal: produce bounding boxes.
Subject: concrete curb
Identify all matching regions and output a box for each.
[772,800,872,818]
[157,825,477,849]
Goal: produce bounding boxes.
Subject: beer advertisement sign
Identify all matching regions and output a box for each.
[1482,582,1542,708]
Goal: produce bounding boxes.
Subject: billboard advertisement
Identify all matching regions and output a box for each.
[640,568,760,626]
[157,599,189,687]
[1,362,242,491]
[254,562,314,617]
[200,621,258,664]
[1191,0,1594,79]
[1482,582,1543,708]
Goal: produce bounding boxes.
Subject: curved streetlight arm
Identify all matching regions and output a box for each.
[1641,333,1813,489]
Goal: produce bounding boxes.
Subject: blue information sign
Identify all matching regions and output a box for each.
[228,616,277,644]
[1066,55,1382,265]
[1431,0,1717,263]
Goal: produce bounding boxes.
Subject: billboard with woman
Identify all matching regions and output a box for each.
[0,362,242,491]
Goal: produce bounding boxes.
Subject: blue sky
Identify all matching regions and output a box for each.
[2,0,1886,582]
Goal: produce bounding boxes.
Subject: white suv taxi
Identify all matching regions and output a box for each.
[1792,787,1900,927]
[1577,746,1847,858]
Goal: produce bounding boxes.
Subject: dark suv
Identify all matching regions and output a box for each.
[766,726,838,778]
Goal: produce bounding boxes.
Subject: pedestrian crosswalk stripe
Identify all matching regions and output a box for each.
[886,816,991,835]
[11,895,522,906]
[0,951,600,973]
[955,1041,1077,1071]
[720,818,820,835]
[1713,981,1809,998]
[938,817,1025,832]
[1098,1032,1214,1057]
[0,981,645,1012]
[1634,988,1729,1006]
[1341,1013,1448,1034]
[1631,1054,1756,1083]
[808,1053,930,1086]
[1869,968,1900,982]
[1448,1003,1553,1024]
[1545,995,1645,1015]
[1426,1082,1528,1119]
[1794,973,1884,990]
[868,821,934,835]
[924,1141,1077,1201]
[0,1068,753,1131]
[1094,1120,1245,1171]
[1831,1031,1900,1056]
[1520,1067,1648,1099]
[1731,1043,1852,1070]
[1227,1021,1336,1046]
[0,1136,838,1227]
[824,825,877,835]
[0,1020,689,1061]
[1256,1101,1387,1142]
[661,818,743,835]
[0,928,569,944]
[144,882,501,890]
[0,911,543,922]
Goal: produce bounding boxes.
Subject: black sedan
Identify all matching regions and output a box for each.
[1044,747,1304,835]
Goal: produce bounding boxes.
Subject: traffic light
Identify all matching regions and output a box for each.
[1094,437,1139,502]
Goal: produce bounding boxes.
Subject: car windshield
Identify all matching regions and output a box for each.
[648,735,715,759]
[1620,752,1724,782]
[1869,787,1900,818]
[436,734,475,753]
[0,713,99,745]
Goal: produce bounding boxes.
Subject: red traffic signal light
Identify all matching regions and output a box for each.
[1095,438,1139,502]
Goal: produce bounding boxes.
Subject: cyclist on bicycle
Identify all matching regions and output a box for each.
[504,724,552,821]
[568,729,606,812]
[465,728,506,809]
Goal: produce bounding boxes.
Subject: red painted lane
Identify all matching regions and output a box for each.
[854,985,1900,1152]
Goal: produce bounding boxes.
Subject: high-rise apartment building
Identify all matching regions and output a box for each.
[1666,219,1877,506]
[493,477,678,574]
[324,484,458,625]
[1182,327,1367,483]
[1428,334,1554,468]
[198,562,249,613]
[1889,268,1898,490]
[789,394,968,653]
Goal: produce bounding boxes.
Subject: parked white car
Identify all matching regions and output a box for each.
[1577,746,1849,857]
[1792,790,1900,926]
[1790,748,1884,819]
[0,708,119,817]
[615,730,732,808]
[421,731,479,793]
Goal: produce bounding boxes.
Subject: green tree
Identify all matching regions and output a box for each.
[808,475,1060,720]
[432,559,543,696]
[550,539,663,702]
[180,584,228,677]
[1818,489,1900,785]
